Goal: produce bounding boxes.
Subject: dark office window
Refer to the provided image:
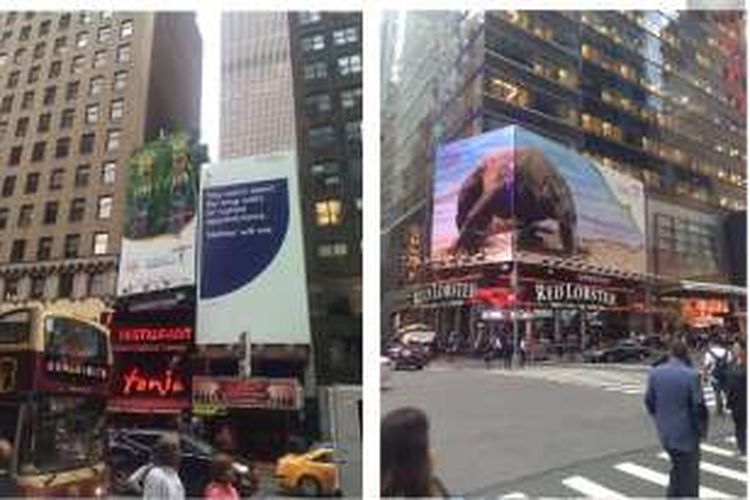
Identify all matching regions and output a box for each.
[0,95,12,113]
[17,204,32,228]
[10,239,25,262]
[25,173,39,194]
[80,132,95,154]
[43,86,56,106]
[31,141,45,162]
[37,112,51,132]
[63,233,79,258]
[49,169,64,190]
[55,137,70,158]
[36,237,52,261]
[65,80,79,101]
[58,272,74,297]
[74,165,90,187]
[14,117,28,137]
[60,108,74,128]
[20,90,33,110]
[2,176,15,197]
[43,201,58,224]
[29,275,45,299]
[48,60,62,79]
[8,146,21,166]
[69,197,85,222]
[0,207,8,229]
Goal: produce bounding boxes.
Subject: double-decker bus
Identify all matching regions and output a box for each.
[0,304,111,497]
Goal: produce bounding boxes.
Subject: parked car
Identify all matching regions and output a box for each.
[275,445,342,496]
[387,343,429,370]
[582,339,651,363]
[108,428,259,497]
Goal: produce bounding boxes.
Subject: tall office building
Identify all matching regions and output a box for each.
[0,11,201,312]
[220,12,296,158]
[289,12,362,384]
[382,11,746,337]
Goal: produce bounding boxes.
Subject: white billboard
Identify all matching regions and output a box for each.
[197,153,311,345]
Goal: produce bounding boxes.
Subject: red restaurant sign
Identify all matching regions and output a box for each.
[113,326,194,344]
[192,376,302,414]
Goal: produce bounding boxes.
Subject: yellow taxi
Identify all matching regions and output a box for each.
[275,446,340,496]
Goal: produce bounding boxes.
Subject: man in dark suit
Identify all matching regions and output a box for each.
[645,340,705,498]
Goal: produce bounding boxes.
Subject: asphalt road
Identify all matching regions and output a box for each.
[382,362,743,497]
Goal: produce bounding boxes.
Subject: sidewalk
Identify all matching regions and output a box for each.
[428,356,653,372]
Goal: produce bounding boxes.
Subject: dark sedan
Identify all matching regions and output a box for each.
[108,428,259,497]
[385,343,429,370]
[582,340,651,363]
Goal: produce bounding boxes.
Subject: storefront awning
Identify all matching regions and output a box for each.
[659,280,747,298]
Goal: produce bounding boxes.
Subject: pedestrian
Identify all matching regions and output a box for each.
[127,434,185,500]
[204,453,240,500]
[645,340,706,498]
[381,407,448,497]
[726,341,746,456]
[703,337,732,415]
[503,335,513,369]
[519,337,527,368]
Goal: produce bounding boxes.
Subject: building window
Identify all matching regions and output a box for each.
[17,204,32,228]
[340,88,362,110]
[19,25,31,41]
[120,20,133,38]
[298,12,321,25]
[3,277,19,300]
[48,60,62,79]
[10,239,25,262]
[74,165,90,187]
[89,76,104,96]
[97,26,111,43]
[37,112,51,132]
[345,121,361,142]
[55,137,70,158]
[102,161,116,184]
[8,146,21,166]
[0,207,7,229]
[315,199,342,226]
[75,31,89,49]
[43,86,56,106]
[79,12,92,25]
[24,173,39,194]
[92,232,108,255]
[337,55,361,76]
[1,176,14,197]
[60,108,74,129]
[113,70,127,91]
[116,44,131,63]
[13,48,24,64]
[97,195,112,219]
[58,13,71,30]
[71,55,85,74]
[105,129,120,152]
[43,200,58,224]
[33,42,46,59]
[6,70,19,89]
[58,272,74,297]
[69,197,85,222]
[38,19,51,37]
[66,81,79,101]
[80,132,95,154]
[64,233,79,258]
[49,169,64,190]
[37,237,52,261]
[53,36,66,56]
[305,93,331,114]
[303,61,327,80]
[92,50,106,69]
[4,12,16,26]
[87,272,106,296]
[21,90,33,110]
[109,99,124,120]
[317,242,348,258]
[14,117,28,138]
[30,275,45,299]
[27,65,41,84]
[301,34,325,52]
[31,141,45,162]
[309,125,336,148]
[0,95,12,113]
[85,103,99,125]
[333,27,358,45]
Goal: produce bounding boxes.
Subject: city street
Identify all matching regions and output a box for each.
[382,362,746,498]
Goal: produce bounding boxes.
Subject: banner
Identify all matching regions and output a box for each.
[192,376,302,415]
[432,126,646,273]
[117,132,198,296]
[197,153,310,344]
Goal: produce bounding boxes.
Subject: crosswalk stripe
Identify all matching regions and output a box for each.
[701,443,740,458]
[656,453,746,482]
[500,492,527,499]
[615,462,732,499]
[562,475,628,499]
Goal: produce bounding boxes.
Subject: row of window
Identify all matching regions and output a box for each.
[2,162,115,197]
[3,46,130,90]
[300,26,359,53]
[8,231,110,264]
[0,196,113,231]
[1,99,125,141]
[5,129,122,167]
[308,121,361,148]
[0,15,132,48]
[302,54,362,81]
[305,88,362,115]
[3,269,110,301]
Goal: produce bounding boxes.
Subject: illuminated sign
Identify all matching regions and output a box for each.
[112,352,190,403]
[44,359,108,380]
[192,376,301,414]
[412,282,477,305]
[122,366,186,397]
[532,283,617,307]
[114,326,193,344]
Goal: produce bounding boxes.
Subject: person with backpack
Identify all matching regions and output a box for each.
[703,338,732,416]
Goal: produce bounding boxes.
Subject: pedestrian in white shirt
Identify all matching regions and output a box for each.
[127,434,185,500]
[703,339,732,416]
